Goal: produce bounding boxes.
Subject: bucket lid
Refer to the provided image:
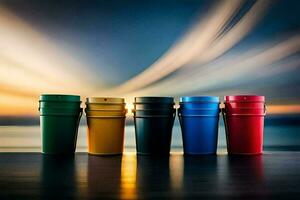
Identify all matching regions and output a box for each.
[134,97,174,104]
[225,95,265,102]
[40,94,80,102]
[86,97,125,104]
[180,96,219,103]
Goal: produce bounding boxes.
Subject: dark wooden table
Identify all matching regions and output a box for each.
[0,152,299,199]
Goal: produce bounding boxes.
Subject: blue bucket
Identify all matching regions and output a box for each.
[178,96,220,155]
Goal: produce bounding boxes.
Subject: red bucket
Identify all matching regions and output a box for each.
[222,95,266,155]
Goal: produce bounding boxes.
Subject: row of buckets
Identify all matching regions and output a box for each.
[39,95,266,155]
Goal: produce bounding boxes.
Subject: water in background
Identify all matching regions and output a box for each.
[0,123,299,152]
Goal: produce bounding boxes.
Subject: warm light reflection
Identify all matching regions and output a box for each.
[0,2,299,117]
[169,155,183,190]
[120,154,137,199]
[125,101,134,117]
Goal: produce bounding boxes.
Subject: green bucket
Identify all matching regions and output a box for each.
[39,94,82,154]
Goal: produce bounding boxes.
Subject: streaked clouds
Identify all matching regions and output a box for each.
[0,0,299,116]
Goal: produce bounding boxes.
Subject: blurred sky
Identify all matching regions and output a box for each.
[0,0,300,117]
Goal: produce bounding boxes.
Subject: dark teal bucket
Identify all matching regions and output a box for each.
[39,94,82,154]
[133,97,175,155]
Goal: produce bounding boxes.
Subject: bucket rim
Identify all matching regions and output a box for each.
[133,109,175,115]
[85,102,126,106]
[134,96,174,104]
[133,115,175,118]
[133,108,175,111]
[225,95,265,102]
[85,108,127,112]
[86,115,126,118]
[178,107,220,111]
[225,113,266,116]
[133,102,175,106]
[84,108,128,112]
[86,97,125,104]
[39,107,82,113]
[180,96,219,103]
[40,94,80,102]
[178,114,219,117]
[39,107,81,110]
[39,105,81,109]
[39,111,82,116]
[39,101,81,104]
[224,106,265,110]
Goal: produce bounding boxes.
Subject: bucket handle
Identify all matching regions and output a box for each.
[264,104,267,115]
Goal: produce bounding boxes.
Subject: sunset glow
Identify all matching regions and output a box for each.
[0,1,299,118]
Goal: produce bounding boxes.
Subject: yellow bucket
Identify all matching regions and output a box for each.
[85,97,127,155]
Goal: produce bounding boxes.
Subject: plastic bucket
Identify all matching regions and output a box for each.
[39,94,82,154]
[178,96,220,155]
[133,97,175,155]
[222,95,266,155]
[85,97,126,155]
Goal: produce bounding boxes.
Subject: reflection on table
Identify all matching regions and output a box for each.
[0,153,298,199]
